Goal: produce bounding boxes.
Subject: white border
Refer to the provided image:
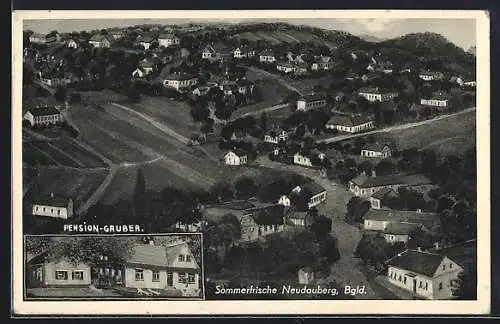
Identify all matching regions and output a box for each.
[12,9,491,315]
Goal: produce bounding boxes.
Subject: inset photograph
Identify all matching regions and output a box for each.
[24,233,204,300]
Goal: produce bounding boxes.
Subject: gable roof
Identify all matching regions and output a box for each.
[226,149,247,158]
[26,106,61,117]
[327,114,373,127]
[89,34,114,43]
[260,49,275,56]
[32,193,71,208]
[386,249,446,277]
[163,72,198,81]
[429,239,477,268]
[138,34,155,43]
[370,187,397,200]
[358,86,395,94]
[158,33,179,40]
[292,181,326,197]
[363,208,438,229]
[126,242,198,269]
[352,173,432,189]
[383,222,422,235]
[299,93,326,103]
[362,142,390,152]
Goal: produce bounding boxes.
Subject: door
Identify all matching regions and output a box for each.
[167,272,173,287]
[413,279,417,293]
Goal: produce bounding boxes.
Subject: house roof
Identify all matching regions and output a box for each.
[362,142,390,152]
[299,94,326,103]
[327,114,373,127]
[260,49,275,56]
[139,60,155,68]
[163,72,198,81]
[429,239,477,268]
[292,181,326,197]
[158,33,179,40]
[351,173,432,189]
[386,249,446,277]
[89,34,114,43]
[27,106,61,117]
[363,208,438,229]
[286,210,309,220]
[314,56,332,63]
[370,187,397,200]
[32,193,71,208]
[250,204,285,225]
[383,222,422,235]
[138,35,155,43]
[419,71,443,77]
[422,91,450,101]
[358,87,394,94]
[226,149,247,158]
[126,242,198,269]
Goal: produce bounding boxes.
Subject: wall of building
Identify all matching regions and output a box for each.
[32,203,72,219]
[388,266,434,299]
[42,260,91,287]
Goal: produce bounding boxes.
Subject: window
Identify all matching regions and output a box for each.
[135,269,144,281]
[403,277,407,284]
[398,275,402,282]
[442,265,446,271]
[438,282,443,291]
[419,281,423,288]
[178,255,185,262]
[449,280,453,287]
[152,270,160,282]
[425,282,428,290]
[72,271,84,280]
[178,273,187,284]
[449,263,453,269]
[186,255,192,262]
[188,273,196,284]
[55,270,68,280]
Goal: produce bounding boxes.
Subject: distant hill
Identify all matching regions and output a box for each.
[358,34,385,43]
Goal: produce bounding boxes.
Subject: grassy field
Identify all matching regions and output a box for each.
[231,30,339,49]
[373,110,476,155]
[23,139,108,168]
[23,167,109,208]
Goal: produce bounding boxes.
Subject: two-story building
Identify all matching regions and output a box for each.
[325,114,375,133]
[23,106,63,127]
[30,193,74,220]
[158,33,180,48]
[296,94,327,111]
[224,150,248,166]
[162,72,198,91]
[358,87,399,102]
[88,34,114,48]
[259,49,276,64]
[349,173,434,198]
[386,249,463,299]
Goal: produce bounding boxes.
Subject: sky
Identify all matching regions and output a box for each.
[23,18,476,50]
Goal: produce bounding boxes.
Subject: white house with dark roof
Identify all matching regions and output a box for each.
[122,242,201,297]
[311,56,334,71]
[349,173,434,198]
[158,33,180,47]
[224,150,248,166]
[362,208,438,233]
[279,182,327,209]
[419,71,445,81]
[201,43,232,63]
[31,193,74,219]
[162,72,198,91]
[264,127,288,144]
[420,92,450,108]
[233,46,256,59]
[296,94,327,111]
[259,49,276,64]
[326,114,375,133]
[386,249,463,299]
[89,34,114,48]
[368,187,398,209]
[382,222,423,244]
[23,106,63,127]
[361,143,392,158]
[136,34,156,50]
[358,87,398,102]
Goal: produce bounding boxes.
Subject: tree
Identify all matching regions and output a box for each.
[259,112,268,132]
[190,103,210,122]
[25,236,51,255]
[133,169,146,222]
[452,261,477,300]
[308,214,332,239]
[234,177,257,200]
[54,87,67,103]
[355,234,390,269]
[375,160,395,176]
[345,197,371,224]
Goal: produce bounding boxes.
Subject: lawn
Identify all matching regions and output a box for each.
[79,89,127,106]
[23,167,109,209]
[373,110,476,156]
[26,287,122,298]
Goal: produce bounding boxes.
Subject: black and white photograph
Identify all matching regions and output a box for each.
[24,234,204,300]
[12,9,490,315]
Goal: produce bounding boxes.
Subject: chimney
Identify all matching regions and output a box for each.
[371,170,376,177]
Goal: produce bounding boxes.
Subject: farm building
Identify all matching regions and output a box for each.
[201,43,232,63]
[368,187,399,209]
[264,127,288,144]
[362,208,438,234]
[360,143,392,158]
[30,193,74,220]
[349,172,434,198]
[325,114,374,133]
[311,56,334,71]
[386,249,463,299]
[224,150,248,166]
[420,92,450,108]
[358,87,398,102]
[233,46,256,59]
[296,94,327,111]
[158,33,180,47]
[162,72,198,91]
[418,71,445,81]
[23,106,63,127]
[259,49,277,64]
[88,34,114,48]
[279,182,327,209]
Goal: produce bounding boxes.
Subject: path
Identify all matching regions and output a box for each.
[318,107,476,144]
[254,156,388,299]
[246,66,303,95]
[239,103,290,118]
[110,102,191,145]
[74,166,118,216]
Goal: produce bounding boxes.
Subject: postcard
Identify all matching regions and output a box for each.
[12,9,490,316]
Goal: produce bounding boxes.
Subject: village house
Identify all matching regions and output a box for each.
[44,33,62,46]
[89,34,114,48]
[132,67,148,78]
[26,252,91,288]
[361,143,392,158]
[30,193,74,220]
[202,199,286,243]
[358,87,399,102]
[201,43,232,63]
[23,106,63,127]
[158,33,180,47]
[284,210,314,227]
[276,62,308,76]
[108,28,124,40]
[279,182,327,209]
[66,39,79,49]
[259,49,277,64]
[381,222,424,244]
[368,187,399,209]
[298,267,315,285]
[311,56,334,71]
[363,208,438,234]
[325,114,375,133]
[162,72,198,91]
[461,79,476,87]
[296,94,327,111]
[192,85,211,96]
[420,92,450,109]
[233,46,256,59]
[349,172,434,198]
[122,242,201,297]
[236,78,255,95]
[386,249,463,299]
[224,150,248,166]
[263,127,288,144]
[419,71,445,81]
[136,35,156,50]
[139,59,155,74]
[29,33,48,44]
[293,152,313,167]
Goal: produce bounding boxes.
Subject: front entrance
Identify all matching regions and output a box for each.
[167,272,173,287]
[413,279,417,293]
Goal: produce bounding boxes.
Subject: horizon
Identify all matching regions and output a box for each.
[23,18,476,50]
